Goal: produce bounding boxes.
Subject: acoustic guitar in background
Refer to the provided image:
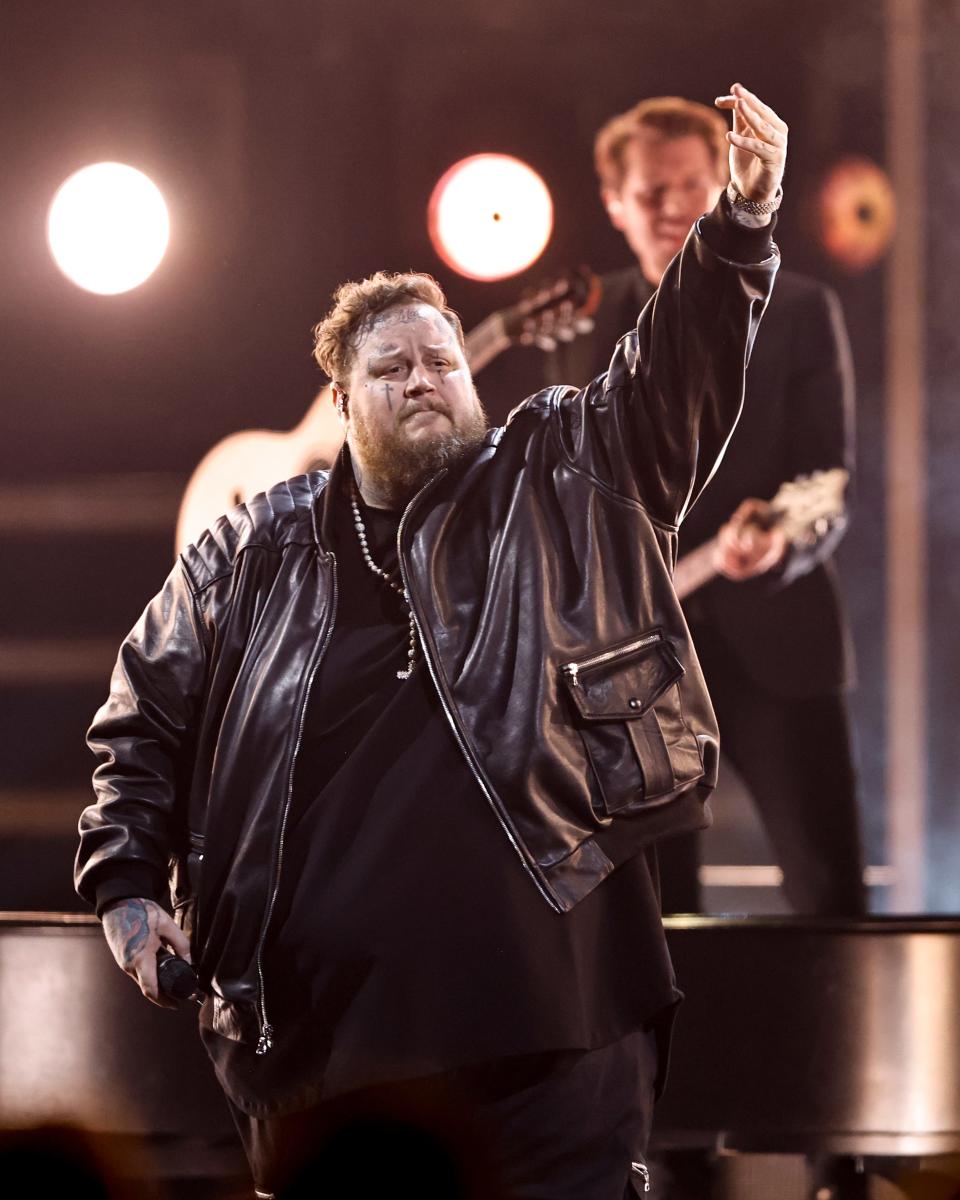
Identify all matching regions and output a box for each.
[175,269,601,553]
[672,468,850,601]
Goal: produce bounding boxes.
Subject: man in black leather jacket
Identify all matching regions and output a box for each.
[76,84,784,1199]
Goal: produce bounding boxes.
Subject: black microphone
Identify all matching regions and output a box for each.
[156,948,200,1002]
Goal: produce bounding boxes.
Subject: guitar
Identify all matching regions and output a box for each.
[175,268,601,552]
[672,468,850,601]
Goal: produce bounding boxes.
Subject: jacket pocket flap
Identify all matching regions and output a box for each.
[562,631,684,721]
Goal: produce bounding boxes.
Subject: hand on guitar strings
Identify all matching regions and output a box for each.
[712,497,789,582]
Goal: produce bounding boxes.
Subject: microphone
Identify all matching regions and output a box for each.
[156,948,200,1003]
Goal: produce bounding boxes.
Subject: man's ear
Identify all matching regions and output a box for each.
[333,386,349,424]
[602,186,626,232]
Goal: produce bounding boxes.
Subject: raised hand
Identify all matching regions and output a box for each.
[715,83,787,205]
[101,896,192,1009]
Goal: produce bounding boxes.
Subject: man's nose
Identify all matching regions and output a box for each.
[660,187,689,218]
[405,364,436,395]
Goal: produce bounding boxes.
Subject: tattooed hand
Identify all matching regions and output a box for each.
[101,897,192,1009]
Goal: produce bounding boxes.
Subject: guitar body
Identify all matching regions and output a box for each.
[175,386,343,551]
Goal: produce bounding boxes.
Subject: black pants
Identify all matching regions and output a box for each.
[228,1028,659,1200]
[661,621,866,916]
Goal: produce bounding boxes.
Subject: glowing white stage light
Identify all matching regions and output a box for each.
[47,162,170,295]
[428,154,553,282]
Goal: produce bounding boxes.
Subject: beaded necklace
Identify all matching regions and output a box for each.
[349,484,417,681]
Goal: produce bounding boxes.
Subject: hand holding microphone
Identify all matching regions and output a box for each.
[156,948,201,1003]
[101,897,199,1008]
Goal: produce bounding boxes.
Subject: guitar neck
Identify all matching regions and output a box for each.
[675,468,850,604]
[674,510,786,601]
[463,312,511,375]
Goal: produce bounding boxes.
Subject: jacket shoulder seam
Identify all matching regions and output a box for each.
[188,541,289,598]
[547,386,679,534]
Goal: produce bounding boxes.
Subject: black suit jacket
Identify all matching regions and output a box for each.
[548,264,855,699]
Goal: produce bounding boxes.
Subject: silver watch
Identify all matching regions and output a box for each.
[727,181,783,215]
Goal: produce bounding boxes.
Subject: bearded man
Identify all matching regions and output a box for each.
[76,84,784,1199]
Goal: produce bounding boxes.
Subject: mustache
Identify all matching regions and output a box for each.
[399,397,452,422]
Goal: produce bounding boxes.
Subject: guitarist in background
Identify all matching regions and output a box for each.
[548,95,865,916]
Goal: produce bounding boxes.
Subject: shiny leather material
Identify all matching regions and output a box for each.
[77,206,779,1044]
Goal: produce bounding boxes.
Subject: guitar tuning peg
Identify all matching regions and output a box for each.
[573,317,595,335]
[535,334,558,352]
[556,327,576,342]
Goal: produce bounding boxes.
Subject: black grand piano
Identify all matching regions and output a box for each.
[2,913,959,1195]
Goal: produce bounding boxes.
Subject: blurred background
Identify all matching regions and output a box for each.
[1,0,957,915]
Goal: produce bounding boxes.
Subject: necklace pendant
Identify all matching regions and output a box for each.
[396,666,413,681]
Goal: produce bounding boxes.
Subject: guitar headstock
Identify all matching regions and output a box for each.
[769,468,850,545]
[499,267,602,352]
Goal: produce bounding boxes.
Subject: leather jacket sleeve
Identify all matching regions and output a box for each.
[549,196,780,529]
[75,557,211,911]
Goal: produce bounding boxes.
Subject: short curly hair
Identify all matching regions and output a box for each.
[594,96,729,191]
[312,271,465,389]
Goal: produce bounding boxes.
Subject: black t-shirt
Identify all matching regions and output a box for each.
[202,483,679,1117]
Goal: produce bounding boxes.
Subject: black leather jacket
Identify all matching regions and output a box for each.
[76,201,778,1048]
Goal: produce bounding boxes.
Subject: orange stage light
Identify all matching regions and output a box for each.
[428,153,553,282]
[817,156,896,273]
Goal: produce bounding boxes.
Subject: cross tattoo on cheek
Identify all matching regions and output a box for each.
[374,381,400,415]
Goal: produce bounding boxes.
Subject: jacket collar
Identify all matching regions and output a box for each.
[314,443,352,552]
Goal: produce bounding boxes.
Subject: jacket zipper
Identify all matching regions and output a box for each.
[396,477,560,914]
[562,631,663,690]
[254,554,339,1055]
[631,1161,651,1192]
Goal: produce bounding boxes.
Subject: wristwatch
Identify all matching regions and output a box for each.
[727,181,783,216]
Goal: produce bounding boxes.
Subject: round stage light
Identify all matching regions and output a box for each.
[428,154,553,282]
[816,156,896,273]
[47,162,170,295]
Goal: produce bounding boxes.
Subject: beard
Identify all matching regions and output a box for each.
[349,394,489,507]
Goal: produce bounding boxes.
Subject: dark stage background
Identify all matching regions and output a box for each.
[2,0,957,911]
